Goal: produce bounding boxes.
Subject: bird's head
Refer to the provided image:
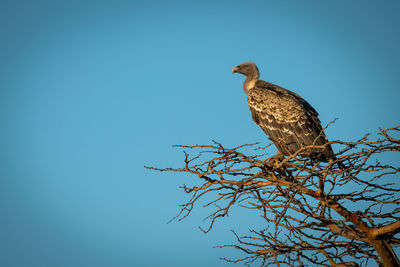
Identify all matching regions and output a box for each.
[232,62,259,79]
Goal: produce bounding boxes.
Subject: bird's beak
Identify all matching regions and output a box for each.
[232,66,239,73]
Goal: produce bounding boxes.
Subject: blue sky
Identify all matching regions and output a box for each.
[1,1,399,266]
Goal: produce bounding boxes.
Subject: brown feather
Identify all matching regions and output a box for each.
[244,69,334,161]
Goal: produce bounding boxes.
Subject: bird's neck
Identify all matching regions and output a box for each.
[243,76,258,94]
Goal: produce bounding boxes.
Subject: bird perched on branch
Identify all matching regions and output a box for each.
[232,62,335,161]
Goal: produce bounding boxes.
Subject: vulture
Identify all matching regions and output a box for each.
[232,62,335,161]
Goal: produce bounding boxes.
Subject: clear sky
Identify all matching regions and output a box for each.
[1,0,400,266]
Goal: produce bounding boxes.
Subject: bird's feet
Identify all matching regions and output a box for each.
[266,153,284,168]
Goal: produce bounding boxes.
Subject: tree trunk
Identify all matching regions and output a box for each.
[369,238,400,267]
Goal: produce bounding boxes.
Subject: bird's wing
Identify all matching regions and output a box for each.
[256,80,319,117]
[248,80,331,157]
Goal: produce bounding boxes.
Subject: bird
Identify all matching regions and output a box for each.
[232,62,335,161]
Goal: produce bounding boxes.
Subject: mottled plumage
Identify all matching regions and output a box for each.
[232,62,335,161]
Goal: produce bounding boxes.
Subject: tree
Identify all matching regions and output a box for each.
[146,125,400,266]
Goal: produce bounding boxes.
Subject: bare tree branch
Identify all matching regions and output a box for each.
[146,125,400,266]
